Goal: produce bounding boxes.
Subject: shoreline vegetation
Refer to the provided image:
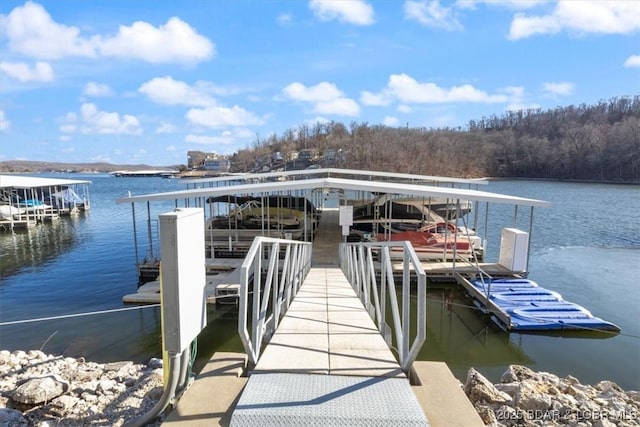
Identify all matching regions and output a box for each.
[1,350,638,426]
[2,96,639,183]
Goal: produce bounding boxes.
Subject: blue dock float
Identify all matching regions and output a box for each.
[465,278,620,332]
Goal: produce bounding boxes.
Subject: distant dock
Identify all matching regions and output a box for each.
[110,169,179,178]
[0,175,91,231]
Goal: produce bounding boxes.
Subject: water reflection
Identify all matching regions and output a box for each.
[0,215,87,279]
[420,288,532,367]
[0,306,161,363]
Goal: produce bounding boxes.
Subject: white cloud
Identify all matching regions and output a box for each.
[139,76,217,107]
[1,2,95,59]
[278,13,293,25]
[156,122,177,134]
[404,1,462,31]
[383,116,399,126]
[509,1,640,40]
[624,55,640,68]
[59,123,77,133]
[185,134,230,145]
[1,2,214,65]
[309,0,375,26]
[283,82,360,116]
[456,0,544,11]
[360,90,392,106]
[0,61,54,82]
[78,103,142,135]
[83,82,113,97]
[376,73,507,104]
[398,104,413,113]
[186,105,264,128]
[166,145,176,152]
[185,128,254,146]
[496,86,539,111]
[542,82,574,97]
[97,17,214,64]
[0,110,10,132]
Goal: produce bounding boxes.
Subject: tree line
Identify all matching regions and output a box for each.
[230,95,640,182]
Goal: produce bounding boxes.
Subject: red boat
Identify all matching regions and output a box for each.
[378,228,476,260]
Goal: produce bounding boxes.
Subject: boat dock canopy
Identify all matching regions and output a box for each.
[115,173,551,208]
[183,167,490,186]
[0,175,91,188]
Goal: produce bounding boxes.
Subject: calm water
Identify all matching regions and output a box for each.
[0,176,638,389]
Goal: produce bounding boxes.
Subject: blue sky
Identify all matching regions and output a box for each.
[1,1,638,166]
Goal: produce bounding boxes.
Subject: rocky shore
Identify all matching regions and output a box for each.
[0,350,164,426]
[464,365,640,427]
[1,349,638,426]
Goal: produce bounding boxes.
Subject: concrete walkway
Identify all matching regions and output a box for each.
[252,267,403,377]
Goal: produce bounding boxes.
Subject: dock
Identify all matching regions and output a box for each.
[0,175,91,231]
[122,259,244,305]
[163,267,484,426]
[114,168,608,425]
[160,204,485,426]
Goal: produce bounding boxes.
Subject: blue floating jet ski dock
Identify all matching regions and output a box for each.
[457,277,621,332]
[453,229,620,333]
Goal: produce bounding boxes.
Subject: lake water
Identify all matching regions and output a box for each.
[1,175,638,389]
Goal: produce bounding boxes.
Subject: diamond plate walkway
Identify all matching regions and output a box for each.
[229,267,430,426]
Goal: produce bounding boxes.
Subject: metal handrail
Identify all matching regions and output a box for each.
[339,241,427,373]
[238,237,312,366]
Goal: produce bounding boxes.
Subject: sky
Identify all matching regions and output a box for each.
[0,1,639,166]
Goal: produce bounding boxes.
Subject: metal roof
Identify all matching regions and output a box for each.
[0,174,92,189]
[184,167,488,186]
[116,175,551,208]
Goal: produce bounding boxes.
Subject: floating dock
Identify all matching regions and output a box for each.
[0,175,91,231]
[117,168,617,333]
[456,276,620,332]
[112,168,624,426]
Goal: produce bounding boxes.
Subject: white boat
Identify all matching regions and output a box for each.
[0,205,26,220]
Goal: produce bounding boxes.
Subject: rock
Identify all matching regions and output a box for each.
[516,382,552,413]
[465,367,513,405]
[104,361,134,372]
[11,376,69,405]
[628,390,640,403]
[593,419,617,427]
[0,408,29,426]
[52,394,79,411]
[147,358,163,370]
[596,381,623,393]
[473,404,498,425]
[97,379,118,394]
[495,381,520,398]
[501,365,537,383]
[0,350,166,426]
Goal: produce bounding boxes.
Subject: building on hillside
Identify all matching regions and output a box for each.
[187,151,209,169]
[188,151,231,173]
[298,148,319,162]
[203,158,231,173]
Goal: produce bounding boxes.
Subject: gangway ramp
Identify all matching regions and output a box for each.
[229,267,429,426]
[311,208,342,266]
